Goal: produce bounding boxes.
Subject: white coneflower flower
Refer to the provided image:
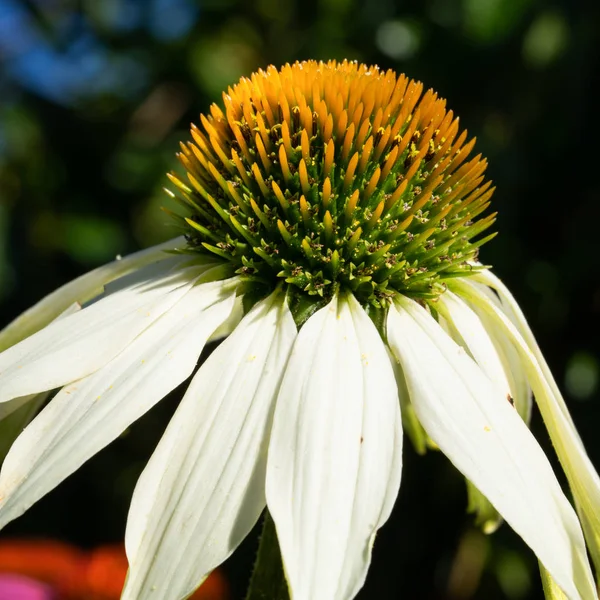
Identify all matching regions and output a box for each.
[0,60,598,600]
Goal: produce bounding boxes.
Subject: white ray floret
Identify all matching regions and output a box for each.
[0,237,187,353]
[0,258,212,403]
[123,290,297,600]
[0,277,239,529]
[437,290,512,400]
[454,276,600,578]
[266,293,403,600]
[387,295,597,600]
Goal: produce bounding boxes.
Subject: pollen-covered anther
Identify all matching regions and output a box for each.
[168,60,496,306]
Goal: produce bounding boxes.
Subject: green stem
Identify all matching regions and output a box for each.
[246,510,290,600]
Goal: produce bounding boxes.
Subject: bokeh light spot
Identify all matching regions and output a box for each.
[565,352,598,400]
[375,20,420,60]
[522,11,569,69]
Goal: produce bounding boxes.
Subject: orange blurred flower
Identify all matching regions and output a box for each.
[0,539,229,600]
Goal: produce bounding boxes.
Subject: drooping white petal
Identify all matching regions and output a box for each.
[0,393,49,462]
[266,294,402,600]
[0,237,187,353]
[472,269,581,432]
[454,276,600,580]
[1,304,81,463]
[449,276,533,421]
[0,258,211,403]
[208,294,244,341]
[123,290,296,600]
[0,278,238,530]
[0,394,41,424]
[387,296,597,600]
[486,320,533,423]
[0,302,82,424]
[466,277,533,422]
[437,291,512,403]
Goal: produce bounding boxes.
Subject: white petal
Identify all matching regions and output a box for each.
[464,278,531,422]
[0,258,210,403]
[0,393,49,461]
[0,237,187,353]
[471,269,579,432]
[455,276,600,579]
[486,320,533,423]
[437,291,512,404]
[123,290,296,600]
[0,394,41,424]
[266,294,402,600]
[0,279,238,530]
[541,563,569,600]
[387,349,429,455]
[0,302,82,424]
[448,277,533,421]
[208,294,244,342]
[387,296,597,600]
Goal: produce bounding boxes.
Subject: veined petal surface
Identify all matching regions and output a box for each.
[0,393,49,462]
[485,317,533,423]
[455,277,600,580]
[0,237,186,353]
[123,290,296,600]
[453,277,533,421]
[472,268,577,430]
[266,293,402,600]
[0,302,82,424]
[0,279,238,530]
[387,296,597,600]
[437,291,512,401]
[438,287,508,533]
[0,258,205,403]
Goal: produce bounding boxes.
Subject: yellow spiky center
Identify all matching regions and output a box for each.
[167,59,496,306]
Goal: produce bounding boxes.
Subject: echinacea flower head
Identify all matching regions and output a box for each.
[0,60,599,600]
[167,61,495,308]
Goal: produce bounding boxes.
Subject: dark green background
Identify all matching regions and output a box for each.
[0,0,599,598]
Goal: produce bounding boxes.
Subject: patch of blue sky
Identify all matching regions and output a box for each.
[6,38,148,105]
[0,0,197,108]
[0,0,39,55]
[0,0,149,106]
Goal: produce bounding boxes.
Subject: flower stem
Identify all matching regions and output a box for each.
[246,509,289,600]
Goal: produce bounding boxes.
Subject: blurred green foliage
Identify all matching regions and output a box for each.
[0,0,599,598]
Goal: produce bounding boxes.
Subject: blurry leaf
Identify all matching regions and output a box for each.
[321,0,354,12]
[257,0,293,23]
[0,107,43,160]
[106,145,158,192]
[428,0,462,28]
[446,530,490,599]
[495,550,532,599]
[189,21,261,98]
[522,11,569,69]
[29,212,126,264]
[466,480,503,534]
[565,352,598,401]
[463,0,533,44]
[375,20,421,60]
[62,214,126,264]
